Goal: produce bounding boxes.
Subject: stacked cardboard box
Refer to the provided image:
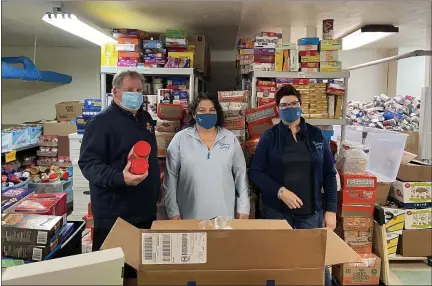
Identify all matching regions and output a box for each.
[155,103,183,157]
[218,91,248,147]
[327,83,346,119]
[237,37,254,75]
[298,37,320,72]
[374,204,406,257]
[292,80,328,119]
[256,80,277,107]
[1,213,65,261]
[253,32,282,71]
[319,39,343,72]
[142,40,166,68]
[112,29,150,67]
[335,172,381,285]
[166,29,193,68]
[275,43,298,72]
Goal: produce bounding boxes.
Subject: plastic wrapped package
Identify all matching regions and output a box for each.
[198,216,233,230]
[335,141,368,174]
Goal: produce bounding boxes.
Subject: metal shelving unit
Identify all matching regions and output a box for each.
[246,70,350,140]
[100,67,206,109]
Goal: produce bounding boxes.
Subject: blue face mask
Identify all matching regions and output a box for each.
[279,107,302,123]
[196,113,218,129]
[120,92,143,110]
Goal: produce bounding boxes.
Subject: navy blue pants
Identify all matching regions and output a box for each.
[264,206,332,286]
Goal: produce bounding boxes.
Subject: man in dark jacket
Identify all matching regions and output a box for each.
[79,70,160,285]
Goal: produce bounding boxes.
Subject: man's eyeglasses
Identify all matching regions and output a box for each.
[279,101,301,109]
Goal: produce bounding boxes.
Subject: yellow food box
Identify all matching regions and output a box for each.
[168,51,195,68]
[101,42,118,67]
[320,39,343,51]
[300,55,320,63]
[320,61,342,72]
[275,49,284,72]
[386,232,399,257]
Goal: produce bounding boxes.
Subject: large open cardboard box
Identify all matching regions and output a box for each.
[102,219,361,285]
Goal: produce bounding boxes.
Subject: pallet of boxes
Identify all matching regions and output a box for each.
[334,141,381,286]
[389,159,432,257]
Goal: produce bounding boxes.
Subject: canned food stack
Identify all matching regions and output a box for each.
[253,32,282,72]
[218,91,248,148]
[237,37,254,75]
[347,94,421,131]
[298,37,320,72]
[334,141,381,285]
[320,19,343,72]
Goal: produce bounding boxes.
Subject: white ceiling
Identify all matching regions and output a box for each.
[1,0,431,50]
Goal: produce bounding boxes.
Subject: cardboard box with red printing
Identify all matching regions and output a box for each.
[340,189,376,205]
[218,91,248,103]
[14,193,67,217]
[257,97,276,107]
[245,102,278,139]
[340,172,377,191]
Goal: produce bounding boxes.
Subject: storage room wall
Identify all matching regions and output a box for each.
[396,47,427,99]
[2,46,100,124]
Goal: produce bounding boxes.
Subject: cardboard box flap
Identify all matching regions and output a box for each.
[101,218,141,270]
[151,219,292,230]
[140,229,327,271]
[325,229,362,265]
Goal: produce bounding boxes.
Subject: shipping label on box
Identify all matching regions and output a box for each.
[340,173,377,190]
[391,180,432,208]
[404,208,432,229]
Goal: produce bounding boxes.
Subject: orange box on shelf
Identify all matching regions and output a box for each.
[118,51,141,58]
[118,38,141,45]
[339,172,377,190]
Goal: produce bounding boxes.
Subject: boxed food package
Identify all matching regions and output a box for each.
[386,232,399,257]
[390,180,432,208]
[101,218,361,286]
[298,37,320,46]
[24,125,43,144]
[55,101,83,121]
[298,45,319,51]
[155,132,176,157]
[374,205,406,234]
[253,63,275,71]
[221,102,247,121]
[399,229,432,257]
[112,29,150,39]
[101,43,118,67]
[336,213,374,254]
[224,119,246,130]
[404,208,432,229]
[157,104,183,120]
[335,96,344,119]
[320,51,338,61]
[2,213,64,245]
[218,91,248,103]
[320,61,343,72]
[289,49,299,71]
[339,172,377,191]
[333,253,381,285]
[339,204,375,218]
[14,193,67,217]
[155,120,181,133]
[1,188,35,214]
[340,189,376,205]
[246,102,278,139]
[320,39,343,51]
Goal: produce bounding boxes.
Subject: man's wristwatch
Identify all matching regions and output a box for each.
[277,188,284,200]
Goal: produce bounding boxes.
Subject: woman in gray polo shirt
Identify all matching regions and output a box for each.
[163,93,250,220]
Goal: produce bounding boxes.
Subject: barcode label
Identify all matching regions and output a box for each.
[141,233,206,265]
[37,231,48,245]
[162,234,171,262]
[32,248,43,261]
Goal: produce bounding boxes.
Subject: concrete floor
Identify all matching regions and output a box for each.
[389,262,432,285]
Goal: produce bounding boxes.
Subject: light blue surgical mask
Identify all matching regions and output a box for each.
[120,92,143,110]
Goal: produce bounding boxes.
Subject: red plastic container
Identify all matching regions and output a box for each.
[130,158,149,175]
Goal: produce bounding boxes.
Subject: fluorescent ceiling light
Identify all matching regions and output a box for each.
[42,13,116,46]
[342,25,399,50]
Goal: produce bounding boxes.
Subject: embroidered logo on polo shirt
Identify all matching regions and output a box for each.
[218,142,230,150]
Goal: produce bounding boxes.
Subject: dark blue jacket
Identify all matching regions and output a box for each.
[79,103,160,228]
[250,118,337,213]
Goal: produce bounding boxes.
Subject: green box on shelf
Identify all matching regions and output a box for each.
[166,29,187,39]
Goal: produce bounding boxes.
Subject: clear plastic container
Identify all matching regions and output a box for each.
[344,126,408,182]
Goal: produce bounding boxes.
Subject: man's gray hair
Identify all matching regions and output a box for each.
[112,70,145,89]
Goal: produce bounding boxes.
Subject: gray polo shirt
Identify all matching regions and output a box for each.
[163,126,250,219]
